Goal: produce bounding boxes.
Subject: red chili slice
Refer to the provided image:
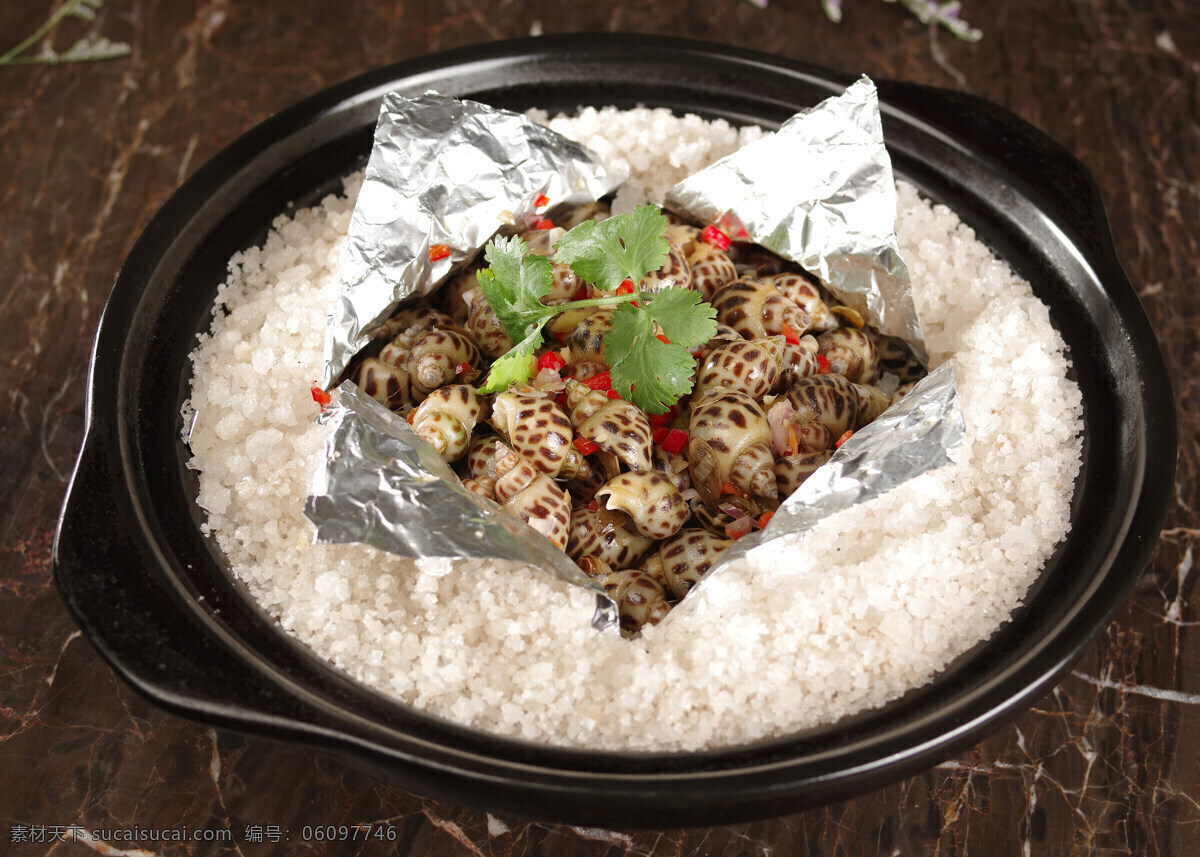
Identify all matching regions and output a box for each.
[651,426,671,445]
[816,354,831,374]
[537,350,566,371]
[781,322,802,346]
[310,384,331,406]
[534,193,550,208]
[757,511,774,529]
[583,371,612,391]
[835,430,853,448]
[574,437,600,456]
[605,389,622,399]
[701,224,731,251]
[655,333,671,345]
[428,243,451,262]
[454,361,470,375]
[535,218,555,230]
[661,429,689,455]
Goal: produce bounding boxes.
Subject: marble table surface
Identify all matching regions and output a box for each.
[1,1,1196,854]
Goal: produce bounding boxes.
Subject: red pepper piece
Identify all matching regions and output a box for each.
[816,354,831,375]
[606,389,622,399]
[533,193,550,208]
[648,411,671,428]
[661,428,689,455]
[535,218,555,230]
[835,430,853,448]
[583,370,612,391]
[757,511,774,530]
[585,498,600,512]
[310,384,331,407]
[720,481,740,496]
[428,243,451,262]
[537,350,566,371]
[574,437,600,455]
[454,361,470,376]
[781,322,802,346]
[701,224,731,251]
[615,279,635,295]
[651,426,671,445]
[655,333,671,345]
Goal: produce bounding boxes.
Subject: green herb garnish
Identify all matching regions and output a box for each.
[475,205,718,413]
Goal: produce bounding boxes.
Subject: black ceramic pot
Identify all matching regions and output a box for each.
[54,35,1174,827]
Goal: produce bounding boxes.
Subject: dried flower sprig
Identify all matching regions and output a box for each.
[0,0,131,67]
[815,0,982,42]
[885,0,981,41]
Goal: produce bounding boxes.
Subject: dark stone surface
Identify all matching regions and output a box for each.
[2,1,1197,853]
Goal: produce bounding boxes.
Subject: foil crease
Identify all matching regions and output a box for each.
[691,360,964,589]
[303,382,619,633]
[664,76,927,364]
[322,91,628,387]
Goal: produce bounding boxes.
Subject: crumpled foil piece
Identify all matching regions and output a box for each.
[303,382,619,633]
[664,76,927,364]
[683,360,964,600]
[322,91,628,387]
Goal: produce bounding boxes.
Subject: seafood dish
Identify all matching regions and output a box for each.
[182,106,1083,751]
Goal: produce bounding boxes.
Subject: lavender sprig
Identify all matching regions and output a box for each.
[810,0,982,42]
[886,0,982,41]
[1,0,131,67]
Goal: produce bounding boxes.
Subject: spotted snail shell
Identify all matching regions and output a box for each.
[489,390,574,478]
[637,237,692,295]
[575,399,654,473]
[668,223,738,301]
[783,374,861,440]
[463,288,514,359]
[687,388,778,512]
[408,328,483,398]
[775,449,833,497]
[492,445,571,549]
[693,337,785,402]
[769,272,836,332]
[408,384,486,462]
[816,327,879,384]
[642,528,733,601]
[595,471,689,541]
[602,569,672,637]
[710,275,812,341]
[356,357,411,410]
[566,506,656,570]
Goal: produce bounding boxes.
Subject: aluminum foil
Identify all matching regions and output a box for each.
[686,360,964,596]
[303,382,619,633]
[303,88,961,637]
[322,91,628,387]
[664,75,927,364]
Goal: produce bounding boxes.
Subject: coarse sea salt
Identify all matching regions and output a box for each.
[182,109,1083,752]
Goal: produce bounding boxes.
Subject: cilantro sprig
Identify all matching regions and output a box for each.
[475,206,718,413]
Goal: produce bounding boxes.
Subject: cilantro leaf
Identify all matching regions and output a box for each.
[605,300,700,414]
[639,287,718,349]
[552,205,670,292]
[477,323,543,394]
[476,235,555,343]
